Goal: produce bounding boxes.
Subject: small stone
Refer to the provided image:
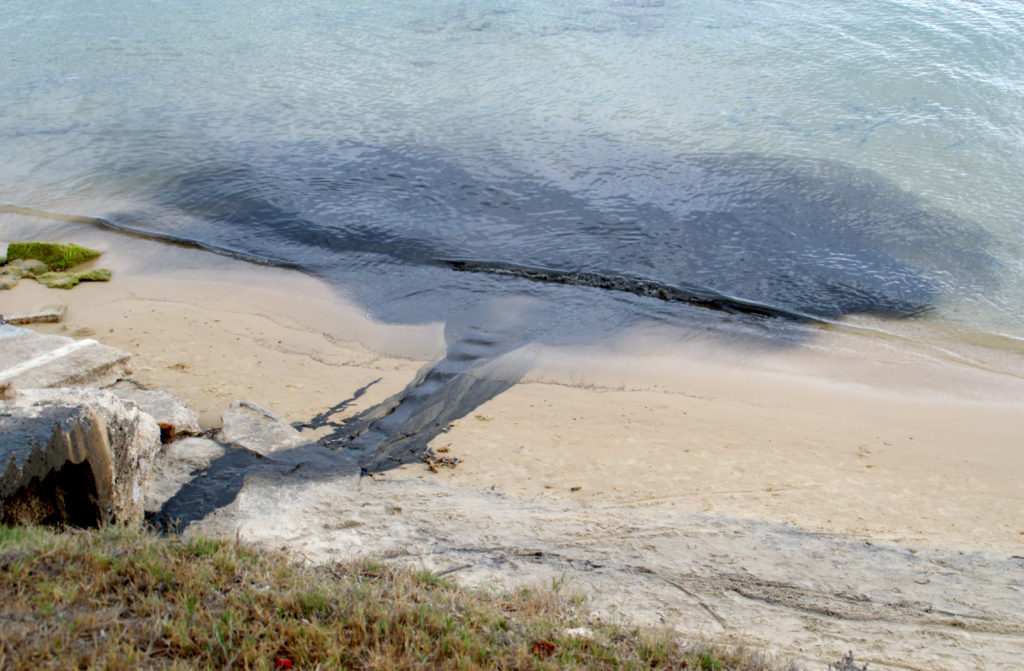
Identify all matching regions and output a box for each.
[562,627,594,640]
[221,400,306,456]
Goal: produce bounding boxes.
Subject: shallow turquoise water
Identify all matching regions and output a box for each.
[2,1,1023,365]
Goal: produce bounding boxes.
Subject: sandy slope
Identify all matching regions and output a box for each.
[3,219,1024,668]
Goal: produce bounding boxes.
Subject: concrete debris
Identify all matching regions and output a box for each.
[1,305,67,325]
[108,380,201,442]
[145,437,228,513]
[0,387,160,526]
[221,399,306,456]
[172,443,361,537]
[0,324,130,390]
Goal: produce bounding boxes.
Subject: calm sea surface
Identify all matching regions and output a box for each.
[2,1,1023,377]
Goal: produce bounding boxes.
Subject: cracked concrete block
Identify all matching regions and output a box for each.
[145,437,228,513]
[0,388,161,526]
[221,400,305,456]
[108,380,201,442]
[0,324,131,390]
[167,443,362,537]
[0,305,67,325]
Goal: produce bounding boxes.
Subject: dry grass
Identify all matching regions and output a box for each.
[0,524,800,670]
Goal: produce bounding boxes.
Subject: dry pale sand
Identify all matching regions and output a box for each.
[4,223,1024,668]
[436,345,1024,557]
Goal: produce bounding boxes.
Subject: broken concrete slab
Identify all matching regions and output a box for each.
[108,380,201,442]
[221,400,306,456]
[0,324,130,390]
[1,305,67,325]
[152,442,361,529]
[1,388,160,526]
[145,437,228,513]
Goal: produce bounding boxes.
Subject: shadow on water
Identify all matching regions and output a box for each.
[13,140,997,526]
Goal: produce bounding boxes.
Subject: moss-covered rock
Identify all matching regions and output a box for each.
[0,268,20,290]
[6,242,101,271]
[75,268,111,282]
[35,268,112,289]
[7,258,50,277]
[34,272,78,289]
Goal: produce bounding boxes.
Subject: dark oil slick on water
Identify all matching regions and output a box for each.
[125,142,994,527]
[135,141,988,323]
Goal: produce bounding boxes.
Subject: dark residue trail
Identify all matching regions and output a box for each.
[50,140,996,527]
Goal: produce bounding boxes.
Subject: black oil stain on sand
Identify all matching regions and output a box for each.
[129,142,994,528]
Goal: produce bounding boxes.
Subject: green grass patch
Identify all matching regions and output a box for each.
[0,525,802,670]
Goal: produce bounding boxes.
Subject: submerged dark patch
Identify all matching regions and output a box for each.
[100,141,995,487]
[126,141,989,325]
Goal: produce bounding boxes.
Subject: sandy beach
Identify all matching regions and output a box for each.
[4,223,1024,668]
[5,222,1022,555]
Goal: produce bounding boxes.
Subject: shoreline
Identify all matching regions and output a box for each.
[3,223,1023,556]
[4,225,1024,667]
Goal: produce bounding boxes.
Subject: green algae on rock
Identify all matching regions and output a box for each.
[0,268,20,290]
[35,268,112,289]
[5,241,100,271]
[0,242,110,289]
[7,258,50,277]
